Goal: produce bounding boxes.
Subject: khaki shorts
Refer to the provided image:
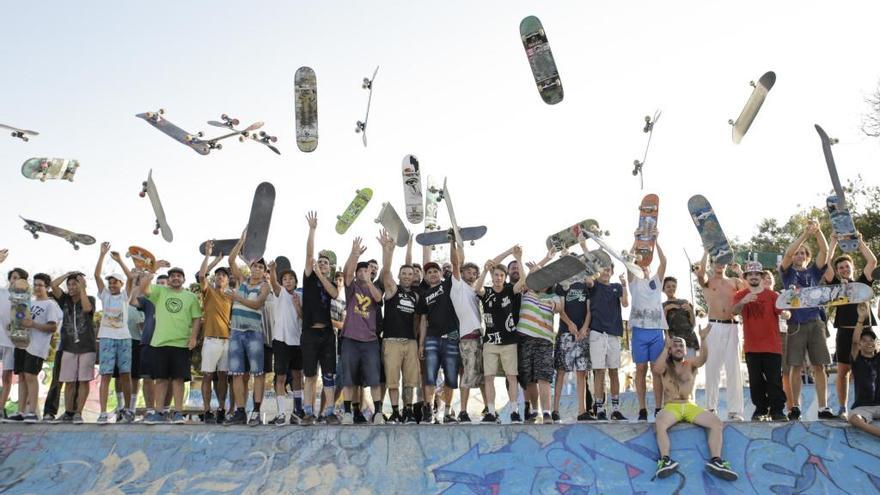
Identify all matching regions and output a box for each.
[483,343,518,376]
[59,351,96,383]
[786,319,830,367]
[459,338,484,388]
[589,331,621,370]
[383,339,420,388]
[851,405,880,423]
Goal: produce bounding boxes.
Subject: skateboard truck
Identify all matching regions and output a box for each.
[220,114,240,127]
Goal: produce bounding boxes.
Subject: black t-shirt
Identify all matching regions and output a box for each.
[57,293,97,354]
[555,282,588,330]
[663,298,699,350]
[830,274,877,328]
[383,286,418,339]
[416,278,459,337]
[302,271,332,329]
[481,283,519,345]
[852,352,880,409]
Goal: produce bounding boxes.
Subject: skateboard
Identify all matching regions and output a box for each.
[546,219,604,252]
[126,246,157,271]
[815,124,846,203]
[375,202,410,248]
[248,130,281,155]
[559,249,613,289]
[295,67,318,153]
[776,282,872,310]
[336,188,373,235]
[526,255,586,291]
[21,158,79,182]
[632,110,661,189]
[519,15,563,105]
[827,195,859,253]
[20,216,96,250]
[634,194,659,267]
[729,71,776,144]
[424,175,442,232]
[735,251,783,269]
[415,226,487,247]
[687,194,734,265]
[585,231,644,279]
[136,109,211,155]
[683,249,698,307]
[243,182,276,263]
[139,169,173,242]
[438,178,466,252]
[401,155,424,224]
[0,123,38,142]
[205,115,265,149]
[275,256,292,279]
[199,239,238,256]
[355,66,379,147]
[8,279,31,349]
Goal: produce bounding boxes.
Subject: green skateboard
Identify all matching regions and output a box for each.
[336,189,373,234]
[21,158,79,182]
[519,15,563,105]
[688,194,734,265]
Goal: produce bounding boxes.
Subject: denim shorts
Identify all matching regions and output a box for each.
[228,330,265,375]
[340,338,381,387]
[424,331,460,389]
[99,338,132,375]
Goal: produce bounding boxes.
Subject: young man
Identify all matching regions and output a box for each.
[553,263,593,423]
[198,241,232,424]
[628,236,667,421]
[653,325,738,482]
[226,233,270,426]
[732,262,787,421]
[695,249,746,421]
[662,277,698,358]
[779,219,831,420]
[847,303,880,437]
[0,253,24,421]
[586,266,629,421]
[50,272,95,424]
[267,259,303,425]
[824,233,876,418]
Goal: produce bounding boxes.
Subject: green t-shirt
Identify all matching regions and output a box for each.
[148,284,202,348]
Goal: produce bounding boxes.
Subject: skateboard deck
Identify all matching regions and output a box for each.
[735,251,783,269]
[827,195,859,253]
[585,231,644,279]
[136,110,211,155]
[205,117,265,150]
[127,246,157,271]
[526,255,586,291]
[199,239,238,256]
[424,175,442,232]
[21,158,79,182]
[687,194,734,265]
[416,226,487,247]
[275,256,292,279]
[140,169,173,242]
[355,66,379,147]
[295,67,318,153]
[439,178,466,252]
[8,279,31,349]
[375,202,410,247]
[519,15,563,105]
[546,219,602,252]
[559,249,613,288]
[0,123,39,142]
[634,194,659,267]
[402,155,424,224]
[815,124,846,203]
[729,71,775,144]
[632,110,661,189]
[21,216,95,250]
[336,188,373,235]
[776,282,872,310]
[243,182,276,263]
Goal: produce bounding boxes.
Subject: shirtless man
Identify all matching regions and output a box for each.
[695,252,745,421]
[653,325,738,482]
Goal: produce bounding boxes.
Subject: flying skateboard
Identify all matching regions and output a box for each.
[295,67,318,153]
[8,279,31,349]
[415,226,487,247]
[21,158,79,182]
[248,130,281,155]
[519,15,563,105]
[336,188,373,235]
[634,194,659,267]
[729,71,776,144]
[585,231,644,279]
[735,251,783,269]
[205,114,265,149]
[21,216,96,250]
[0,123,38,142]
[437,178,468,252]
[355,66,379,147]
[402,154,424,224]
[275,256,292,279]
[826,195,859,253]
[375,202,410,248]
[243,182,276,263]
[815,124,845,201]
[546,219,605,252]
[776,282,872,310]
[424,175,442,232]
[199,239,238,256]
[139,169,173,242]
[126,246,157,271]
[632,110,661,189]
[687,194,734,265]
[136,109,211,155]
[526,255,586,291]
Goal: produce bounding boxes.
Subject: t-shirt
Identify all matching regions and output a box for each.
[57,293,96,355]
[451,276,482,338]
[27,298,63,359]
[127,305,144,341]
[342,282,379,342]
[383,287,418,340]
[733,288,782,354]
[587,282,625,336]
[416,278,459,338]
[830,274,877,328]
[230,282,263,333]
[663,299,699,350]
[138,296,157,348]
[628,275,667,330]
[481,284,519,345]
[303,271,332,329]
[0,289,11,348]
[147,284,202,348]
[852,352,880,409]
[98,289,130,340]
[515,290,558,342]
[780,263,826,324]
[556,282,588,330]
[261,294,274,345]
[272,289,302,346]
[202,286,232,339]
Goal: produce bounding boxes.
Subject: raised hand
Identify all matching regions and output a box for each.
[204,239,214,254]
[110,251,123,263]
[699,323,713,340]
[484,259,494,272]
[352,236,367,255]
[100,241,110,255]
[806,218,819,234]
[306,211,318,229]
[0,249,7,264]
[513,245,522,259]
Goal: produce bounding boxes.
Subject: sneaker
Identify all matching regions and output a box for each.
[203,411,216,424]
[144,412,164,425]
[171,412,186,424]
[750,413,767,422]
[22,413,38,423]
[342,412,354,425]
[223,409,247,426]
[72,413,84,424]
[6,413,23,423]
[247,412,262,426]
[481,406,488,416]
[770,412,788,422]
[551,411,561,423]
[443,413,458,424]
[576,411,596,422]
[788,406,801,421]
[836,408,848,421]
[316,414,327,425]
[817,408,835,420]
[610,410,626,421]
[727,413,745,422]
[542,412,552,424]
[402,409,416,425]
[97,412,109,425]
[509,411,522,424]
[458,411,471,423]
[525,412,539,424]
[300,414,316,426]
[373,412,386,425]
[60,412,74,424]
[324,414,341,425]
[289,410,302,425]
[271,413,287,426]
[122,410,135,424]
[638,409,648,421]
[655,457,679,479]
[216,409,226,424]
[705,458,738,481]
[387,411,401,424]
[41,414,56,423]
[353,411,367,424]
[596,410,608,420]
[482,412,498,423]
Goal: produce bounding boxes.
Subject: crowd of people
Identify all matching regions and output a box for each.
[1,215,878,482]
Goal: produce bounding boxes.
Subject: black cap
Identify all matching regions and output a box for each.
[214,266,230,277]
[356,261,370,271]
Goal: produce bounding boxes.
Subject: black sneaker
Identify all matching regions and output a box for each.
[247,412,262,426]
[596,410,608,420]
[750,412,767,422]
[654,408,662,419]
[482,412,498,423]
[705,458,738,481]
[300,414,316,426]
[638,409,648,421]
[655,457,679,479]
[289,411,302,425]
[525,412,539,424]
[551,411,561,423]
[324,414,341,425]
[817,408,835,420]
[458,411,471,423]
[770,412,788,422]
[224,409,247,426]
[576,411,596,422]
[6,413,23,423]
[542,412,552,424]
[216,409,226,424]
[353,411,368,424]
[509,411,522,424]
[443,413,458,424]
[610,410,626,421]
[270,413,287,426]
[788,406,801,421]
[203,411,216,424]
[413,404,424,424]
[387,411,401,424]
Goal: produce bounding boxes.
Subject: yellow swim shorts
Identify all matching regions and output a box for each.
[662,402,705,423]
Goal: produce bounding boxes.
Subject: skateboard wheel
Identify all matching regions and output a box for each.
[40,177,46,182]
[153,229,159,235]
[728,119,735,125]
[32,233,39,239]
[139,191,146,198]
[270,136,277,142]
[222,113,228,120]
[239,136,245,142]
[232,119,239,126]
[74,245,80,250]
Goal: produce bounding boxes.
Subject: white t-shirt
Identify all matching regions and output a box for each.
[628,275,668,330]
[0,288,12,348]
[27,298,63,359]
[98,289,130,339]
[272,290,302,346]
[451,276,482,338]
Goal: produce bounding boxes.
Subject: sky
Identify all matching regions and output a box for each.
[2,0,880,295]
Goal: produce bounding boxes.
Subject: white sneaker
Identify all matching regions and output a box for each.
[372,412,386,425]
[97,413,109,425]
[727,413,745,422]
[342,412,354,425]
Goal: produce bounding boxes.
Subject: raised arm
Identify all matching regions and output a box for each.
[199,241,215,292]
[109,250,133,293]
[474,259,493,297]
[814,223,829,270]
[267,260,282,296]
[512,246,527,294]
[94,242,109,293]
[404,233,413,266]
[656,239,667,281]
[379,230,398,300]
[50,271,73,301]
[781,221,814,270]
[76,274,92,314]
[228,230,246,283]
[861,233,878,281]
[695,250,709,288]
[305,211,318,277]
[652,335,672,375]
[343,237,366,286]
[451,241,461,280]
[619,274,629,308]
[692,324,712,368]
[851,303,870,361]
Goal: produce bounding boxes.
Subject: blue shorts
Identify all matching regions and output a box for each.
[424,332,460,389]
[99,338,132,375]
[631,327,665,364]
[340,338,381,388]
[228,330,265,375]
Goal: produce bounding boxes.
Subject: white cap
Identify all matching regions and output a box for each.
[106,273,126,282]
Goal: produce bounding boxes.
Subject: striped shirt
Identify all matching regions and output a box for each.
[231,282,264,332]
[515,290,559,342]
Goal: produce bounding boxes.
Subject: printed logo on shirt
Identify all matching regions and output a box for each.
[425,285,445,306]
[354,293,372,317]
[566,289,586,303]
[165,297,183,313]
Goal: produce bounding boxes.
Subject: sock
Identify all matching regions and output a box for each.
[344,401,352,413]
[524,402,531,417]
[275,396,284,414]
[510,402,518,413]
[595,398,606,412]
[488,403,496,414]
[293,391,303,412]
[444,404,451,415]
[711,456,722,463]
[116,393,124,411]
[253,401,261,412]
[304,405,314,415]
[373,401,382,416]
[129,393,138,411]
[611,397,620,411]
[353,403,361,415]
[392,405,399,415]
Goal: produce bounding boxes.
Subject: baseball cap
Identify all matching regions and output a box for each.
[106,273,125,283]
[743,261,763,274]
[214,266,230,277]
[356,261,370,271]
[423,262,441,272]
[167,267,185,277]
